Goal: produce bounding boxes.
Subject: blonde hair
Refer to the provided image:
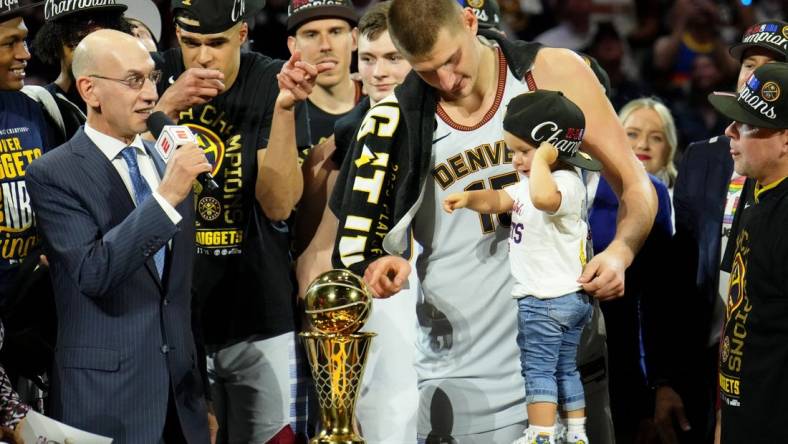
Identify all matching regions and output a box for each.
[619,97,678,188]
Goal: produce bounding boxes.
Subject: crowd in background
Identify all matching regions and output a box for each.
[16,0,787,152]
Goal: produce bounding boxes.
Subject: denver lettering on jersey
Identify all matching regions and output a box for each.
[432,140,513,190]
[335,97,401,269]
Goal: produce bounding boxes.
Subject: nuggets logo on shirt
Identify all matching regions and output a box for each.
[187,123,226,177]
[180,105,245,255]
[720,229,752,407]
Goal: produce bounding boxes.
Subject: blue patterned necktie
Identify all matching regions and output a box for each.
[120,146,165,278]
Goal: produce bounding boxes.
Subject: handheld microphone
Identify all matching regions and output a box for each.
[147,111,219,191]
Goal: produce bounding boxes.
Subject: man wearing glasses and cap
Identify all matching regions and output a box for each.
[706,61,788,444]
[153,1,327,442]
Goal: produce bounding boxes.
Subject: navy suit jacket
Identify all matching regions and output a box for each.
[26,128,209,444]
[671,136,733,351]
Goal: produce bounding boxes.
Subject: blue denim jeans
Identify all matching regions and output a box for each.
[517,292,593,411]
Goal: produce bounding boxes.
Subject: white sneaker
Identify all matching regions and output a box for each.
[512,429,556,444]
[565,431,589,444]
[554,420,567,444]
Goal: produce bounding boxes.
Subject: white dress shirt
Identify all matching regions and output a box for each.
[84,124,182,225]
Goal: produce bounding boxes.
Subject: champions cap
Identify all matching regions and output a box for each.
[173,0,265,34]
[709,62,788,130]
[456,0,501,30]
[0,0,42,22]
[504,90,602,171]
[730,20,788,62]
[287,0,358,32]
[43,0,126,22]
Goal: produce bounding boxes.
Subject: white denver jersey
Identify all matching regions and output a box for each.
[412,48,532,436]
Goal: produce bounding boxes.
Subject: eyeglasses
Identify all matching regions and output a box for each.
[89,70,162,90]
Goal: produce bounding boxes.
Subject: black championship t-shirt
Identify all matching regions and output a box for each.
[332,96,370,167]
[719,178,788,443]
[0,92,50,302]
[154,49,293,348]
[294,80,363,160]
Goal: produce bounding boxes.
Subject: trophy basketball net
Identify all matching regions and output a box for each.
[302,269,375,444]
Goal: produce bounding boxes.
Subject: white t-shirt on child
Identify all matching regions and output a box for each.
[505,169,588,299]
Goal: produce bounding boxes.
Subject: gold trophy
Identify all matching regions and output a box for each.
[301,269,375,444]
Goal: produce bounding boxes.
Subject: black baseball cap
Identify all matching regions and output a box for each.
[456,0,501,30]
[504,90,602,171]
[287,0,358,33]
[709,62,788,130]
[1,0,42,22]
[173,0,265,34]
[43,0,126,22]
[730,20,788,62]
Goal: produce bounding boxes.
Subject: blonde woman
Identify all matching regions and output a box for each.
[619,98,679,190]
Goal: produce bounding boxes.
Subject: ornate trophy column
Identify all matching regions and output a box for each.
[301,270,375,444]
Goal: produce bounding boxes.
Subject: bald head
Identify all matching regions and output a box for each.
[72,29,149,79]
[74,28,158,144]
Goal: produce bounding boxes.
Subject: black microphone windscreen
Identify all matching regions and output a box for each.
[146,111,174,139]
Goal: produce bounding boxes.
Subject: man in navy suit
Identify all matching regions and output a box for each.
[654,20,788,444]
[26,29,213,443]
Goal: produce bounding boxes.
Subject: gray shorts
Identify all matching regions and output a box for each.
[208,332,306,444]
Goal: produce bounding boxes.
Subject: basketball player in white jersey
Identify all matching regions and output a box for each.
[331,0,657,442]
